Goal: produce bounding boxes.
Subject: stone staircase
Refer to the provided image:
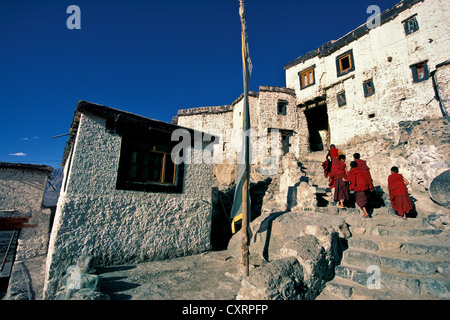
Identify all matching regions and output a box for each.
[318,209,450,299]
[293,152,450,300]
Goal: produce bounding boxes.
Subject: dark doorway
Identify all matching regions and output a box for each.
[304,104,329,152]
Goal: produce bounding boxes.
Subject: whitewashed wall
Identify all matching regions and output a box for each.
[0,167,52,258]
[285,0,449,146]
[176,86,310,173]
[44,112,213,299]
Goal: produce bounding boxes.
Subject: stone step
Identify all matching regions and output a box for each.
[348,234,450,261]
[316,274,426,300]
[334,263,450,299]
[354,225,443,238]
[342,248,450,277]
[344,214,433,229]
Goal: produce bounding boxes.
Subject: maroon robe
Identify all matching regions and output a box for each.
[329,147,339,159]
[348,167,371,208]
[331,160,349,202]
[322,159,331,178]
[355,159,374,190]
[388,172,413,216]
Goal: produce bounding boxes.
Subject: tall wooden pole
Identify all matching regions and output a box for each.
[239,0,250,277]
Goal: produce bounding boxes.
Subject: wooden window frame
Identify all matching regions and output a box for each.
[363,79,375,98]
[410,61,429,83]
[403,15,419,35]
[277,100,288,115]
[116,135,184,193]
[337,91,347,107]
[299,65,316,89]
[336,49,355,77]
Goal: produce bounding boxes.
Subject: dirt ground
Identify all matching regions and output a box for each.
[97,250,243,300]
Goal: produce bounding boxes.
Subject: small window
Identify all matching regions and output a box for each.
[403,15,419,35]
[117,135,184,193]
[299,66,315,89]
[410,61,429,83]
[337,91,346,107]
[277,100,288,115]
[336,49,355,77]
[363,79,375,98]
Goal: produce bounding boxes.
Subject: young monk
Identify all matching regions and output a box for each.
[328,144,340,160]
[326,144,344,188]
[353,153,374,191]
[331,154,349,209]
[347,161,371,218]
[388,166,413,219]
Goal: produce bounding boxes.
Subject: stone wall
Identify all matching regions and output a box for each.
[176,86,309,175]
[285,0,449,146]
[0,165,52,258]
[434,61,450,116]
[341,117,450,192]
[43,112,214,299]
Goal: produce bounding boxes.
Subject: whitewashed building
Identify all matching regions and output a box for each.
[284,0,450,149]
[177,0,449,155]
[175,86,309,172]
[43,101,216,299]
[0,162,53,258]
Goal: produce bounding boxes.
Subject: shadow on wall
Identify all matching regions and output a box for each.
[211,178,272,250]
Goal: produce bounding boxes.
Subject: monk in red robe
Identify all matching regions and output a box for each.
[326,144,343,188]
[347,161,371,218]
[328,144,339,160]
[388,166,413,219]
[353,153,374,191]
[331,154,349,208]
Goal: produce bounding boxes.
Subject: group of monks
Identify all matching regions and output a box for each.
[322,145,414,219]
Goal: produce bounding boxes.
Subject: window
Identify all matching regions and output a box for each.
[116,135,184,193]
[268,128,293,155]
[337,91,346,107]
[277,100,288,115]
[299,66,315,89]
[363,79,375,98]
[403,15,419,35]
[410,61,429,83]
[336,49,355,77]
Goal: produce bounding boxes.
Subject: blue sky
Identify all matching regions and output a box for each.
[0,0,400,168]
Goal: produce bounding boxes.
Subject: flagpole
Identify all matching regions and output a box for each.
[239,0,250,277]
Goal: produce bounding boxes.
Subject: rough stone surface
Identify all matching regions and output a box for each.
[227,211,349,267]
[227,210,350,299]
[236,257,305,300]
[176,86,310,169]
[280,235,330,298]
[0,166,53,259]
[429,170,450,209]
[97,250,241,300]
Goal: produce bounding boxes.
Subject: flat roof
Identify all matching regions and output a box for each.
[284,0,424,70]
[0,162,53,177]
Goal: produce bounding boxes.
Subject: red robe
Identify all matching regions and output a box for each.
[322,159,331,178]
[347,168,371,192]
[388,172,413,216]
[347,168,371,208]
[329,147,339,159]
[354,159,374,190]
[331,160,349,201]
